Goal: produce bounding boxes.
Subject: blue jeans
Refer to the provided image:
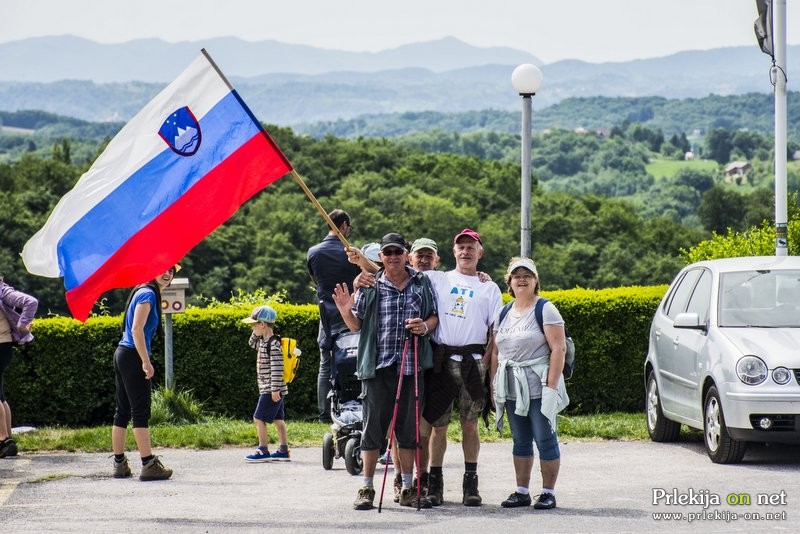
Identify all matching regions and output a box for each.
[506,398,560,460]
[317,347,332,422]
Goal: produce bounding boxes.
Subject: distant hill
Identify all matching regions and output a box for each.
[3,93,799,148]
[295,93,800,140]
[0,35,540,82]
[0,36,796,126]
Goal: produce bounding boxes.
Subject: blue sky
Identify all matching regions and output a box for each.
[3,0,798,64]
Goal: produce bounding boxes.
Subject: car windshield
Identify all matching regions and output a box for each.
[719,269,800,327]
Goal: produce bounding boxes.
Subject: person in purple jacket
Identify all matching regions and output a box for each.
[0,274,38,458]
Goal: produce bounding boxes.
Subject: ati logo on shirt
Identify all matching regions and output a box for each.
[447,286,474,316]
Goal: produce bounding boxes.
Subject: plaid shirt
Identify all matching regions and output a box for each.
[353,266,436,375]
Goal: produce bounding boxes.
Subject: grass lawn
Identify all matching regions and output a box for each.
[12,412,681,453]
[646,158,719,180]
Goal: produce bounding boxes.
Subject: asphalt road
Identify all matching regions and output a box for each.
[2,439,799,533]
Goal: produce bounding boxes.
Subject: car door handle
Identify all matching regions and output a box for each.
[654,329,661,340]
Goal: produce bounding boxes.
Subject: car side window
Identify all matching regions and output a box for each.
[685,269,711,324]
[665,269,702,320]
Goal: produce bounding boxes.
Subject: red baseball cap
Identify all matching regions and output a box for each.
[453,228,482,245]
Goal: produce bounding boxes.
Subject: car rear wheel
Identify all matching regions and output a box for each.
[646,370,680,441]
[703,385,747,464]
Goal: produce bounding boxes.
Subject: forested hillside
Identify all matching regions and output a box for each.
[297,92,800,140]
[3,106,799,318]
[0,124,708,316]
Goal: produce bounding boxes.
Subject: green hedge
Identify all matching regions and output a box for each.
[539,285,668,414]
[7,287,667,427]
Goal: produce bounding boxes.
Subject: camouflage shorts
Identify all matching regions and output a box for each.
[429,357,485,427]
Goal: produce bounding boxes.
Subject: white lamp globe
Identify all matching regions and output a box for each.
[511,64,543,95]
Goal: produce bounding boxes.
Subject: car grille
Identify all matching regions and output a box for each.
[749,414,798,431]
[795,369,800,384]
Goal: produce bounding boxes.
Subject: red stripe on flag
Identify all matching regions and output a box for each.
[66,133,291,321]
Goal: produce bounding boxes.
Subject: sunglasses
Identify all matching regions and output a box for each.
[381,247,405,256]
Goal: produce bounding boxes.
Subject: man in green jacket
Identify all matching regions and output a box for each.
[332,232,438,511]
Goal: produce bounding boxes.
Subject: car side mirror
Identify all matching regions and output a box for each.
[674,312,706,331]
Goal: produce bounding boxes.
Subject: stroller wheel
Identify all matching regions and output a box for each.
[344,437,363,476]
[322,432,334,470]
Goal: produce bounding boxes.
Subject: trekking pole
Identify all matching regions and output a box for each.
[377,332,411,513]
[413,333,421,511]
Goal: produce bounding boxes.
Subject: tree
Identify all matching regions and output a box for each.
[51,138,72,165]
[673,167,716,194]
[706,129,733,164]
[697,186,747,233]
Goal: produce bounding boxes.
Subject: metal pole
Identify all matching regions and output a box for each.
[165,314,174,390]
[521,94,532,258]
[774,0,788,255]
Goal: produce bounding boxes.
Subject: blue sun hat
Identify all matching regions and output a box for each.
[242,305,277,324]
[361,242,381,263]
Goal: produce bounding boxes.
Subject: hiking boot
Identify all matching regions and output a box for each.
[501,491,532,508]
[140,456,173,481]
[353,486,375,510]
[393,473,402,503]
[533,492,557,510]
[245,448,271,462]
[112,455,132,478]
[462,472,482,506]
[0,439,18,458]
[427,471,444,506]
[399,487,432,509]
[269,449,291,461]
[413,472,430,496]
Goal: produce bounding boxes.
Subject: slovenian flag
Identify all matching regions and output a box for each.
[21,50,293,321]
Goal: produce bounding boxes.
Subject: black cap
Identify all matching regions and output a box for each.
[380,232,406,251]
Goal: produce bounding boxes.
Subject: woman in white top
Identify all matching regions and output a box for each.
[490,257,567,510]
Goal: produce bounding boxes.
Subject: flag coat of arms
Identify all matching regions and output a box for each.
[22,50,292,321]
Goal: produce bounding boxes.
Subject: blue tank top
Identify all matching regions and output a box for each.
[119,287,160,354]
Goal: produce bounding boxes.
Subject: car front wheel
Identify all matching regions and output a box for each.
[646,370,680,441]
[703,385,747,464]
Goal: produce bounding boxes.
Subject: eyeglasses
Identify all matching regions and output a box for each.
[381,247,405,256]
[511,274,535,280]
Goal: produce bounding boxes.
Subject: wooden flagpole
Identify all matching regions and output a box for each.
[201,48,375,267]
[290,170,352,247]
[290,169,380,271]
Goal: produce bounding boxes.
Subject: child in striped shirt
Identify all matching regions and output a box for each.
[242,305,290,462]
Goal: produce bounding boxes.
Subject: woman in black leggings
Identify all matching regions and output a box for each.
[111,267,175,480]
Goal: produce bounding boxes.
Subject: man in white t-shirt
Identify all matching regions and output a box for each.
[422,229,502,507]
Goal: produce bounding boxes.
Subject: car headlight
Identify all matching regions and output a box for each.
[772,367,792,385]
[737,356,767,385]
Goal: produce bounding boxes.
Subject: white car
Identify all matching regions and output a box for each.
[645,256,800,463]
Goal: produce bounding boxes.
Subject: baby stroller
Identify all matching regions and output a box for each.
[322,331,364,475]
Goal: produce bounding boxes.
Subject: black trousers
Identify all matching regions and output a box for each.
[113,346,151,428]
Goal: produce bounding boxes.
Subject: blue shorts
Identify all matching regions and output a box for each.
[253,393,285,423]
[506,398,560,460]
